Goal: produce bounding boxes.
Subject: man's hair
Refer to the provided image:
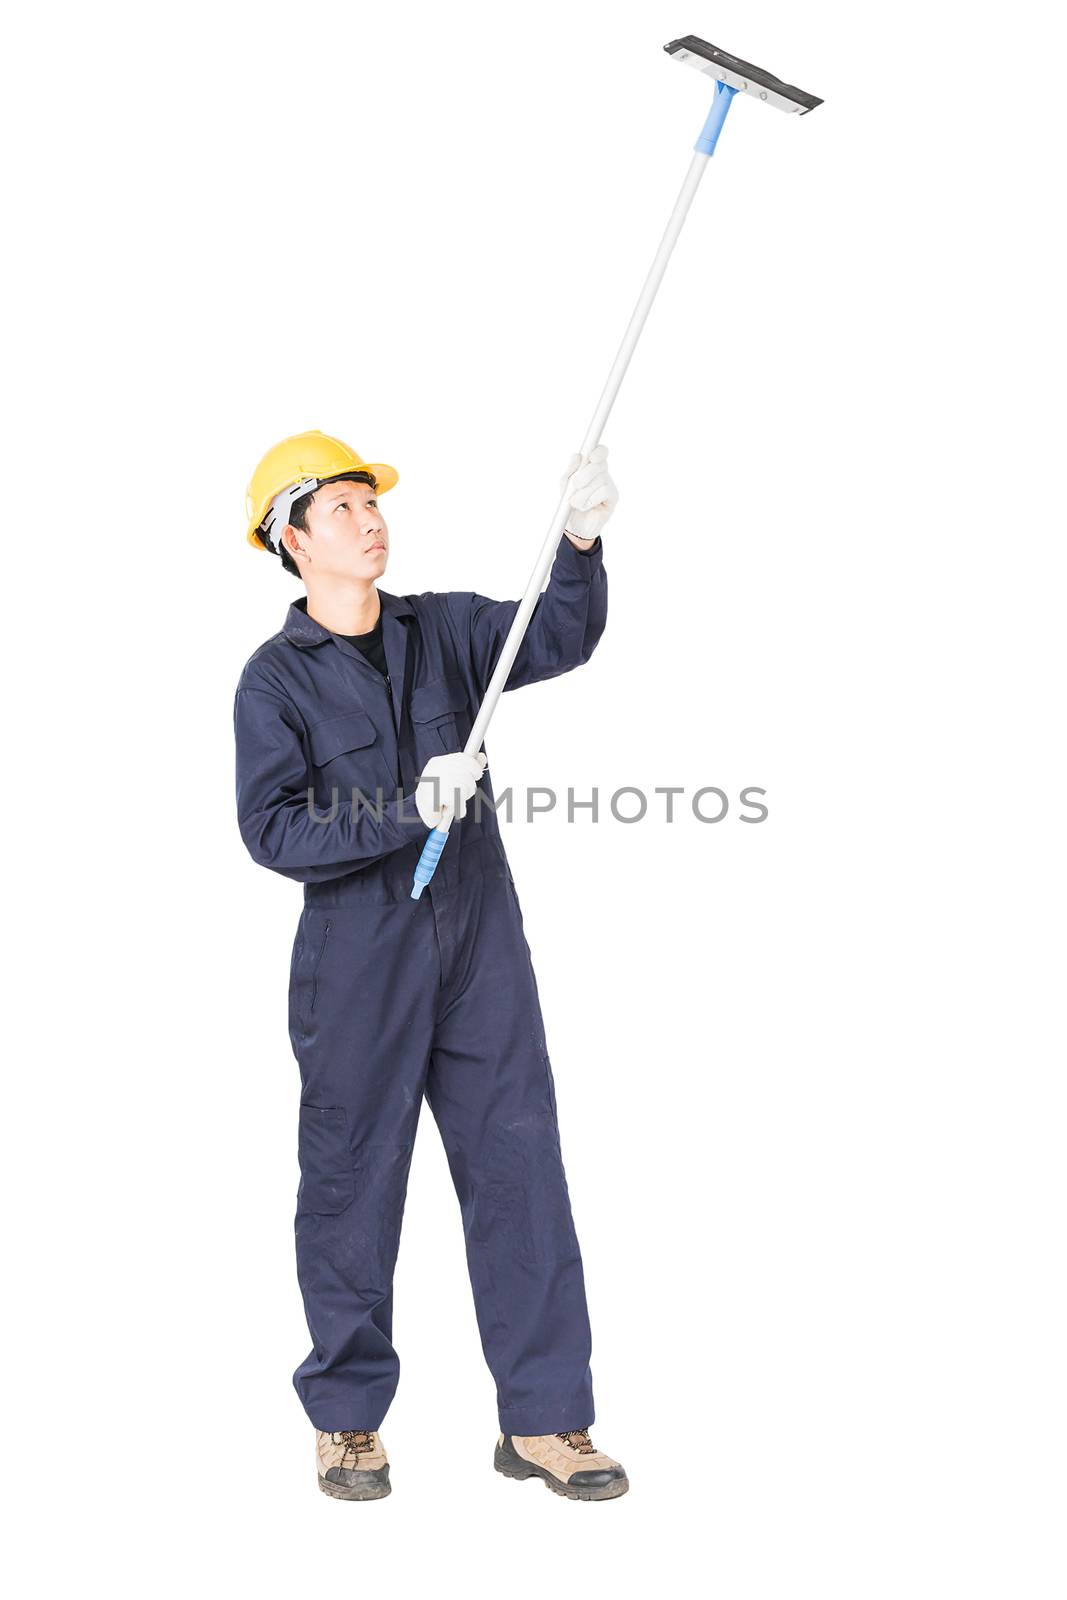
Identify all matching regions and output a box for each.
[261,470,379,578]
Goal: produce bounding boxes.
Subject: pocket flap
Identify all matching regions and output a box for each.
[308,711,377,764]
[297,1104,354,1216]
[410,674,469,723]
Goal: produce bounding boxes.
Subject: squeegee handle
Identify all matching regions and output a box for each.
[411,84,736,899]
[411,816,451,900]
[467,86,737,756]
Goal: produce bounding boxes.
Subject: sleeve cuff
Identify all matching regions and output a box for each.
[555,531,604,574]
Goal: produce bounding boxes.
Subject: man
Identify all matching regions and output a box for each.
[235,428,627,1502]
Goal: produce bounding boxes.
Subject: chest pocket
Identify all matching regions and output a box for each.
[307,711,387,796]
[410,674,470,755]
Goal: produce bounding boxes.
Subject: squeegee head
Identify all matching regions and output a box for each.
[665,36,822,115]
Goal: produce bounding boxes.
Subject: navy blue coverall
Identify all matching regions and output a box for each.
[234,532,607,1435]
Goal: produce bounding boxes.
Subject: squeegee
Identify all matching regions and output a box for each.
[411,35,822,898]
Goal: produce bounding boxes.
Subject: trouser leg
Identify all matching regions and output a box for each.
[424,863,595,1435]
[289,900,438,1431]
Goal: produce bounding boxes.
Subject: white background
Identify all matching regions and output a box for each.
[3,1,1064,1595]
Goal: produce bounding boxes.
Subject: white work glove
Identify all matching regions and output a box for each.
[559,443,618,541]
[416,750,488,828]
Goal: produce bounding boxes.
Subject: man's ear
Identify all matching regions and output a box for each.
[282,524,308,564]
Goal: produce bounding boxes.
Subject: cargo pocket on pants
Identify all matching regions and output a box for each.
[297,1104,355,1216]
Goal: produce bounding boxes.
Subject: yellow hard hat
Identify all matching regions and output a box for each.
[245,429,399,550]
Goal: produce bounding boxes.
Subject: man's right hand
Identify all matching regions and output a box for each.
[416,750,488,829]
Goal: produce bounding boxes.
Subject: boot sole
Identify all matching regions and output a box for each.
[494,1444,629,1502]
[317,1469,391,1502]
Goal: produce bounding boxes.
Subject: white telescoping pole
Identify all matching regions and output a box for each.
[411,84,738,897]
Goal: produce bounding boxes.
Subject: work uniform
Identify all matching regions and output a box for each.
[234,532,607,1436]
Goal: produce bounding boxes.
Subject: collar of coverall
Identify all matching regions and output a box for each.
[282,591,415,648]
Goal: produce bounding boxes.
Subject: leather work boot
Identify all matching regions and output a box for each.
[315,1429,391,1500]
[494,1428,629,1501]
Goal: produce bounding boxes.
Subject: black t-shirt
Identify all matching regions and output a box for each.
[337,612,388,679]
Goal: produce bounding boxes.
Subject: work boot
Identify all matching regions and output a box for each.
[494,1428,629,1501]
[315,1429,391,1500]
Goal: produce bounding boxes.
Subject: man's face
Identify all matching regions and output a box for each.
[284,478,388,582]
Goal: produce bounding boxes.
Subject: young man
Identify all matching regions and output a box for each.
[235,428,626,1502]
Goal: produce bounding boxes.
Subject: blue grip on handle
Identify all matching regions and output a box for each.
[411,827,449,899]
[694,80,737,155]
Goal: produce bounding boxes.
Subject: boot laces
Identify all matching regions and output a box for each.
[555,1428,595,1454]
[332,1429,376,1465]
